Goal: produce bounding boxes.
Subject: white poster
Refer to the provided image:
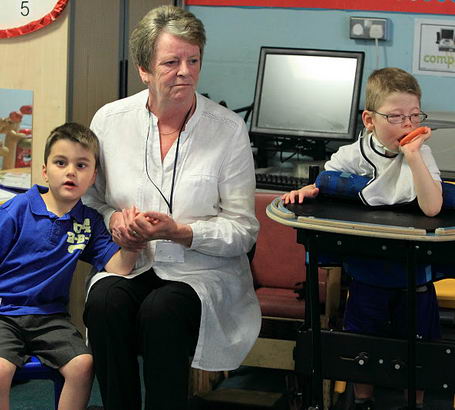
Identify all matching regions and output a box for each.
[413,19,455,77]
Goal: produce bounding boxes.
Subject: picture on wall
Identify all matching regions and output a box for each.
[413,19,455,77]
[0,88,33,190]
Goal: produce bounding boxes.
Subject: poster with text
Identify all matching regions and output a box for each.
[413,19,455,77]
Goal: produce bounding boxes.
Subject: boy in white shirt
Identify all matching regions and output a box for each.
[283,67,443,410]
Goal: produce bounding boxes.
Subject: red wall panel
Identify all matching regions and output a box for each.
[185,0,455,16]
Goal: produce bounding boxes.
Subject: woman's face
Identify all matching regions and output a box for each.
[140,32,201,105]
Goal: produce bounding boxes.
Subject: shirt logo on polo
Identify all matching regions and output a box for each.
[67,218,91,253]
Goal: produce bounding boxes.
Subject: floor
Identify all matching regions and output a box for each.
[9,365,455,410]
[9,318,455,409]
[10,377,102,410]
[198,368,455,410]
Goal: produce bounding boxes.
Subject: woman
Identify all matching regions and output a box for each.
[82,5,261,410]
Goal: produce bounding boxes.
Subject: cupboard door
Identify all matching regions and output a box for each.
[69,0,173,126]
[69,0,121,127]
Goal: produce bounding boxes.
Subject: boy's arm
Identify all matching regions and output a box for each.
[407,153,442,217]
[282,184,319,204]
[105,248,139,276]
[83,207,141,276]
[402,135,442,217]
[282,141,359,205]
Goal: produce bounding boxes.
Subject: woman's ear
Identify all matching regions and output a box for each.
[362,110,375,132]
[138,66,150,85]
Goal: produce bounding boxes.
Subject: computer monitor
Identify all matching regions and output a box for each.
[250,47,364,151]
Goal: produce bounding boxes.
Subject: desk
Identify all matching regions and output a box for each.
[267,196,455,409]
[0,167,31,203]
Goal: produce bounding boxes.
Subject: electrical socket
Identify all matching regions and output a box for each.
[350,17,389,40]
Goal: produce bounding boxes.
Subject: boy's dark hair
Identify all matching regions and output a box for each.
[44,122,100,167]
[365,67,422,111]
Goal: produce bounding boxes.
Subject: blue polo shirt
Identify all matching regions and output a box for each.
[0,184,120,315]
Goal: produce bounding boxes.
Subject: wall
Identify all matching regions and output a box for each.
[188,6,455,113]
[0,0,176,336]
[0,8,69,185]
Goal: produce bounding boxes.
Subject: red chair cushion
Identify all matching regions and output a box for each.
[252,192,306,289]
[256,287,305,318]
[252,192,328,319]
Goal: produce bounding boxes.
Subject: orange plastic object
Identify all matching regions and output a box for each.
[399,126,429,146]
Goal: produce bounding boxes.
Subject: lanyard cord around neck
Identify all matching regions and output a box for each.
[145,103,193,215]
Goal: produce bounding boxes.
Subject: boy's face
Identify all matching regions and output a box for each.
[362,92,421,153]
[41,139,97,208]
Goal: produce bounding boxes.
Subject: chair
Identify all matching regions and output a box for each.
[13,355,64,409]
[435,279,455,310]
[240,191,342,410]
[193,191,342,409]
[243,191,342,368]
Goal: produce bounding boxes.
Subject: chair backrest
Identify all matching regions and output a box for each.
[251,192,307,289]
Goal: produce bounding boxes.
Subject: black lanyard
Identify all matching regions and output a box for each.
[145,104,193,215]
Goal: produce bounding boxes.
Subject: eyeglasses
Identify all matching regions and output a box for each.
[371,110,428,125]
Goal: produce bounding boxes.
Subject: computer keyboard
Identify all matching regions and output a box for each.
[255,173,308,191]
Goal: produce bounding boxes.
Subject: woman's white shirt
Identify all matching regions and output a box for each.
[83,90,261,370]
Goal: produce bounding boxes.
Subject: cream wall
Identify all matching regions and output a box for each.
[0,8,89,331]
[0,7,70,185]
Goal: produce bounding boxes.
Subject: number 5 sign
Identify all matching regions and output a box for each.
[0,0,69,39]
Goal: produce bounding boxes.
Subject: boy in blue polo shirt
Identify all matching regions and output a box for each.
[0,122,139,410]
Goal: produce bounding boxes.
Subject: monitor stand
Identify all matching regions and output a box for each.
[252,135,328,169]
[294,160,327,180]
[255,156,326,181]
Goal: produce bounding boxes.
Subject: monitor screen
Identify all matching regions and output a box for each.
[250,47,364,142]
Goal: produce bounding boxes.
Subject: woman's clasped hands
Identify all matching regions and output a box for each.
[109,206,188,251]
[109,206,161,249]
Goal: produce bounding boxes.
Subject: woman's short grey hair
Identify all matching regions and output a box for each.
[130,5,206,72]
